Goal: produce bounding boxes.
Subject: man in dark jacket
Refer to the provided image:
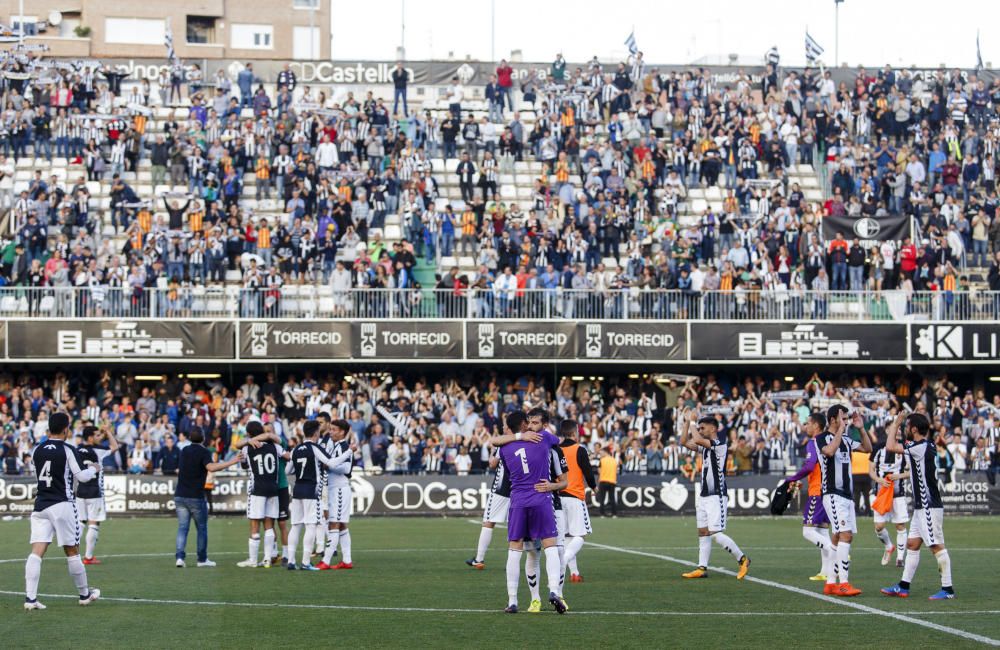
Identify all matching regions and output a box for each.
[391,62,408,116]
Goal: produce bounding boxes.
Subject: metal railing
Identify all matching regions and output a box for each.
[2,286,999,321]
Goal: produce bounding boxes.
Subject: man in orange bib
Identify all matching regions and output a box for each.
[557,419,596,583]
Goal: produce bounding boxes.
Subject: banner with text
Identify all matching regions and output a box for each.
[576,321,687,360]
[7,320,235,359]
[466,321,576,359]
[352,321,463,359]
[1,473,994,517]
[240,321,351,359]
[910,323,1000,363]
[690,322,908,361]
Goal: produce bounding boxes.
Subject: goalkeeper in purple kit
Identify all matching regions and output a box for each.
[498,411,568,614]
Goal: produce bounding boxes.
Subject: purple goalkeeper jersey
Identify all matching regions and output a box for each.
[500,431,560,508]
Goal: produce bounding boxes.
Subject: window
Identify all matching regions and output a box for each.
[293,0,319,8]
[10,16,39,36]
[230,24,273,50]
[104,17,165,45]
[186,16,216,44]
[292,26,319,60]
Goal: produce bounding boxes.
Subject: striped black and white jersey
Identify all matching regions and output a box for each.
[489,449,512,497]
[75,444,115,499]
[289,441,336,499]
[870,447,908,498]
[243,441,281,497]
[904,439,943,510]
[699,439,728,497]
[818,432,861,499]
[32,439,94,511]
[549,445,568,511]
[320,435,353,488]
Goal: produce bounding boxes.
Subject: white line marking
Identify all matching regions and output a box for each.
[0,590,992,617]
[586,541,1000,647]
[0,548,472,565]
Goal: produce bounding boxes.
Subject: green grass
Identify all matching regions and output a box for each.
[1,515,998,648]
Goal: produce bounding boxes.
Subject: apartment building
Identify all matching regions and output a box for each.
[0,0,330,60]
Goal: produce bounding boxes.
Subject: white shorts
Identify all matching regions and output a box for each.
[873,496,909,525]
[555,508,566,542]
[562,496,593,537]
[823,494,857,535]
[909,508,945,547]
[327,486,352,523]
[482,491,510,524]
[695,494,728,532]
[247,495,279,520]
[77,497,107,523]
[290,498,322,526]
[30,501,81,547]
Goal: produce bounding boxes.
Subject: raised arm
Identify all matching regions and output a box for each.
[820,427,842,457]
[884,411,906,455]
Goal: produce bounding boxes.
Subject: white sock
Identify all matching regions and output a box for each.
[313,523,325,554]
[475,527,493,562]
[282,544,289,561]
[557,543,565,596]
[322,528,340,565]
[876,527,891,549]
[563,536,585,573]
[506,549,522,606]
[698,535,712,567]
[340,530,352,564]
[802,527,831,552]
[67,554,89,596]
[543,546,561,597]
[249,535,260,563]
[934,549,952,589]
[303,526,315,565]
[713,532,743,561]
[288,525,301,565]
[85,525,99,559]
[525,549,540,601]
[826,543,839,585]
[902,548,920,583]
[263,529,276,560]
[896,530,907,561]
[25,554,41,600]
[837,541,851,583]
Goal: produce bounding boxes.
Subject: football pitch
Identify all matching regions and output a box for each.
[1,516,998,648]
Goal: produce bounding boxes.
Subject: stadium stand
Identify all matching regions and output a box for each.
[0,50,998,320]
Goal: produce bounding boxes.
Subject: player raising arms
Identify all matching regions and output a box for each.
[869,432,910,568]
[881,412,955,600]
[819,404,872,597]
[317,419,356,570]
[498,411,568,614]
[236,421,285,568]
[75,425,120,565]
[781,412,835,582]
[24,412,101,610]
[286,420,355,570]
[680,410,751,580]
[557,419,596,584]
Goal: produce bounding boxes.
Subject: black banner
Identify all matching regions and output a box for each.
[7,320,235,359]
[691,322,908,361]
[2,473,994,516]
[467,321,576,360]
[576,322,687,361]
[910,323,1000,362]
[352,321,463,359]
[821,213,912,247]
[240,321,351,359]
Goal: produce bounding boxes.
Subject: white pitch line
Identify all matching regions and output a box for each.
[585,541,1000,647]
[0,590,993,617]
[0,548,473,565]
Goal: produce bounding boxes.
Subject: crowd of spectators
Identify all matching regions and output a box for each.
[2,369,998,487]
[0,50,999,316]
